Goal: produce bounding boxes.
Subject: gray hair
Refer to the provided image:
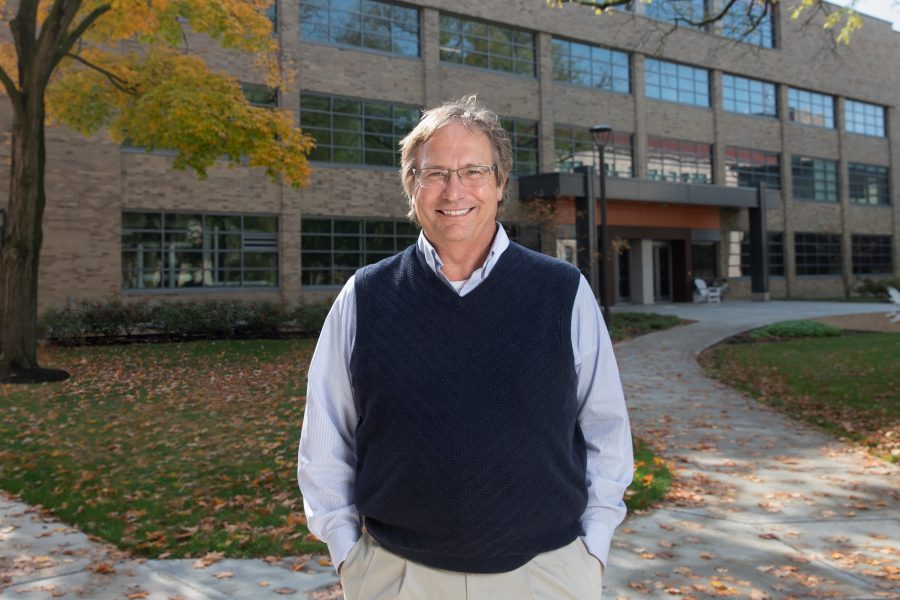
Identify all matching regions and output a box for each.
[399,95,512,225]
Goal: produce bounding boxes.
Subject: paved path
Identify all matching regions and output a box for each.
[605,301,899,599]
[2,301,897,599]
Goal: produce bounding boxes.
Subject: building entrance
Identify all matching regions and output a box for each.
[652,241,673,302]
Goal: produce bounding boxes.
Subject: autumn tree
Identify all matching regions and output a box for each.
[0,0,313,383]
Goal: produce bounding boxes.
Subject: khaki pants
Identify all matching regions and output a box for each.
[340,533,603,600]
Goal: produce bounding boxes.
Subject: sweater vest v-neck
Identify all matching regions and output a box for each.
[350,242,586,573]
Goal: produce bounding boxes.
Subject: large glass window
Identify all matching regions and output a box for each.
[501,117,539,176]
[844,99,886,137]
[554,126,633,178]
[301,217,418,286]
[721,74,776,117]
[645,59,709,107]
[849,163,890,206]
[550,38,630,93]
[241,82,278,108]
[300,93,419,167]
[792,156,838,202]
[724,147,780,190]
[647,136,713,184]
[439,15,534,76]
[795,232,841,276]
[852,235,893,275]
[788,88,835,128]
[734,231,785,276]
[721,0,775,48]
[122,212,278,290]
[643,0,705,26]
[299,0,419,57]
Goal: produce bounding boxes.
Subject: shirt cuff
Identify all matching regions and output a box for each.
[581,520,614,567]
[326,527,360,574]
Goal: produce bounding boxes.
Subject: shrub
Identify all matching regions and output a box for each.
[290,298,332,334]
[749,320,842,340]
[856,278,900,298]
[40,305,88,346]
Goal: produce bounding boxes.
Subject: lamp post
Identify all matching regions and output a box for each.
[590,125,613,326]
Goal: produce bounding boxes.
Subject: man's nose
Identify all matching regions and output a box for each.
[443,170,467,197]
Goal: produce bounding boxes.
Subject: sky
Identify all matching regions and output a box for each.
[829,0,900,30]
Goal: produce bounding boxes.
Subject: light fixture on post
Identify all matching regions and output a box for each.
[590,125,613,326]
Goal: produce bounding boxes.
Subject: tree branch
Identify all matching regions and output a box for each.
[0,65,24,113]
[65,51,138,94]
[55,4,112,66]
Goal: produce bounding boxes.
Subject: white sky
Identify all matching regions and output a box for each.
[828,0,900,30]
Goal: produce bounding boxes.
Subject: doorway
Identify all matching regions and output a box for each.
[653,241,672,302]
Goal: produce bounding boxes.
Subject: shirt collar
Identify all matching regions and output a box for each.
[416,222,510,284]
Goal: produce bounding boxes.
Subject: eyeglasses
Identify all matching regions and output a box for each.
[412,165,497,189]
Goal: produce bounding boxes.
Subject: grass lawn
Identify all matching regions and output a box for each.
[609,312,686,342]
[701,331,900,461]
[0,314,680,559]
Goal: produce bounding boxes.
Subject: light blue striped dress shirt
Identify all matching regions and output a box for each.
[297,224,633,573]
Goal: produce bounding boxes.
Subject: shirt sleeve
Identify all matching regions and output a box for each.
[572,275,634,568]
[297,276,361,573]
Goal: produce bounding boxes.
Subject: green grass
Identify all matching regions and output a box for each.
[610,312,686,342]
[626,439,673,511]
[701,331,899,461]
[0,339,319,558]
[749,319,842,339]
[0,334,676,559]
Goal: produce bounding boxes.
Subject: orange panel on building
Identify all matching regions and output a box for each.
[550,198,719,230]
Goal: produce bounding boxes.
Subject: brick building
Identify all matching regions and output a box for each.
[2,0,898,312]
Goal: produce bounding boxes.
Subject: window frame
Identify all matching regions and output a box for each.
[794,232,842,277]
[647,135,713,184]
[724,146,781,190]
[851,234,893,275]
[298,0,421,58]
[788,87,835,128]
[721,73,777,118]
[550,37,631,94]
[849,163,890,206]
[791,155,838,203]
[439,13,535,77]
[300,92,420,168]
[121,211,279,291]
[554,125,634,178]
[301,216,419,287]
[844,99,886,137]
[644,58,710,108]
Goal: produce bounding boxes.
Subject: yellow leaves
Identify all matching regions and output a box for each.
[790,1,862,45]
[0,42,18,92]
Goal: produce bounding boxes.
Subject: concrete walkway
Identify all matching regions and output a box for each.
[605,300,899,599]
[2,301,897,599]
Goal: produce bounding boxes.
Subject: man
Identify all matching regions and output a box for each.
[298,95,632,599]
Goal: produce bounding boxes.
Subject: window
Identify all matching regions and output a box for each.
[643,0,705,26]
[551,38,630,93]
[554,125,633,178]
[721,74,776,117]
[852,235,893,275]
[439,15,534,76]
[724,147,780,190]
[645,59,709,107]
[300,93,419,167]
[795,232,841,276]
[721,0,775,48]
[735,231,785,276]
[788,88,834,128]
[241,83,278,108]
[647,136,713,184]
[299,0,419,57]
[301,217,419,286]
[501,118,539,176]
[792,156,838,202]
[122,212,278,290]
[844,99,886,137]
[849,163,890,206]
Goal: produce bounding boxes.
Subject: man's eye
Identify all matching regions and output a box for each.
[463,168,485,177]
[425,170,446,180]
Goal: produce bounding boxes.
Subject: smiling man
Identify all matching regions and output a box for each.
[298,95,633,600]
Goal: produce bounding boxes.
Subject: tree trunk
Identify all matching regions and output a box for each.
[0,88,65,382]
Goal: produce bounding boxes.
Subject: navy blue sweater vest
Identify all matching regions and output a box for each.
[350,242,587,573]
